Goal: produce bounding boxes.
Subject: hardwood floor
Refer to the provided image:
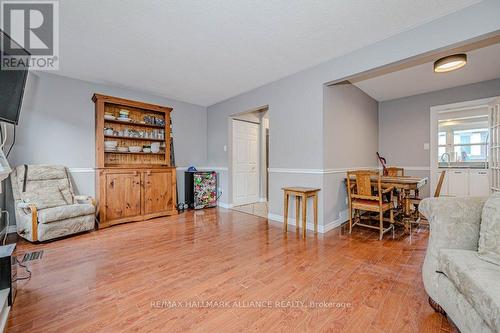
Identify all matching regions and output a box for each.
[231,202,268,218]
[7,208,457,333]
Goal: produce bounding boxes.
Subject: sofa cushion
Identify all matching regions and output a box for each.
[479,196,500,266]
[37,204,95,224]
[439,249,500,331]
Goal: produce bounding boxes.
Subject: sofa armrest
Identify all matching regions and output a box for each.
[419,197,486,251]
[419,196,487,302]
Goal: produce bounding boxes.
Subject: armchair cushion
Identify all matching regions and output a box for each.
[24,165,67,181]
[16,164,75,210]
[37,204,95,224]
[439,249,500,331]
[479,196,500,266]
[20,187,71,210]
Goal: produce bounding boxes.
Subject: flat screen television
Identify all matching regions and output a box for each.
[0,29,29,125]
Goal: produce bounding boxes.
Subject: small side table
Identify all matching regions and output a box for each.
[282,187,320,238]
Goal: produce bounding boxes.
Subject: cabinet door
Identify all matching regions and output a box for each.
[105,171,142,221]
[469,170,490,196]
[143,169,175,215]
[448,170,468,196]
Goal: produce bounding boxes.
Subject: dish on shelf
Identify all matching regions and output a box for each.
[104,141,118,148]
[128,146,142,153]
[117,147,128,152]
[104,147,117,152]
[104,115,116,120]
[151,142,160,153]
[117,117,132,122]
[143,148,151,153]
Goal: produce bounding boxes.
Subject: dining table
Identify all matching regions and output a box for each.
[345,174,428,231]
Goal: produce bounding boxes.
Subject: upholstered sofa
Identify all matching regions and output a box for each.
[10,165,96,242]
[420,196,500,333]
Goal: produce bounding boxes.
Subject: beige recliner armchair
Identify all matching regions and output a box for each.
[11,164,96,242]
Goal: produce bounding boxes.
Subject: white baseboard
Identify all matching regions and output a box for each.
[217,202,233,209]
[267,210,348,234]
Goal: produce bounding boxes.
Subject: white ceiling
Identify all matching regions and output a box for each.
[57,0,480,106]
[353,42,500,101]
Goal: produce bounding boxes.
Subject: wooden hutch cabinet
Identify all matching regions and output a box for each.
[92,94,177,228]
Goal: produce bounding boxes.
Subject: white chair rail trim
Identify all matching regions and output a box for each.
[68,168,95,173]
[268,166,430,174]
[66,166,429,176]
[176,166,229,172]
[67,167,231,173]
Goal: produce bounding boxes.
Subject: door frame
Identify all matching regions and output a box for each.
[430,97,495,194]
[230,118,260,206]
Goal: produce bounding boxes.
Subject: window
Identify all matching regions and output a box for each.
[438,116,489,163]
[453,128,488,161]
[438,132,447,158]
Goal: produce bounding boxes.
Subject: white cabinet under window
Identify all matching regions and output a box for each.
[437,171,449,196]
[469,169,490,196]
[437,169,489,197]
[448,170,468,196]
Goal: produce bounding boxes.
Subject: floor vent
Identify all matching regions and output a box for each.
[22,250,44,263]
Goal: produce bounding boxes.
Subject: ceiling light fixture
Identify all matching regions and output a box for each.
[434,54,467,73]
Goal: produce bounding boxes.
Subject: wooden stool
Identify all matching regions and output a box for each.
[282,187,320,238]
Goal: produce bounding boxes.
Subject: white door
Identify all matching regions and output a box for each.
[232,120,259,205]
[469,170,490,196]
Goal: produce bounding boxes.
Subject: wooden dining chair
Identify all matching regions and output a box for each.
[346,170,394,240]
[409,170,446,225]
[384,166,404,209]
[385,167,404,177]
[433,170,447,198]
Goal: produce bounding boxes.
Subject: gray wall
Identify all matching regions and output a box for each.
[5,72,207,225]
[324,83,378,169]
[378,78,500,197]
[323,83,378,224]
[208,67,325,222]
[205,0,500,230]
